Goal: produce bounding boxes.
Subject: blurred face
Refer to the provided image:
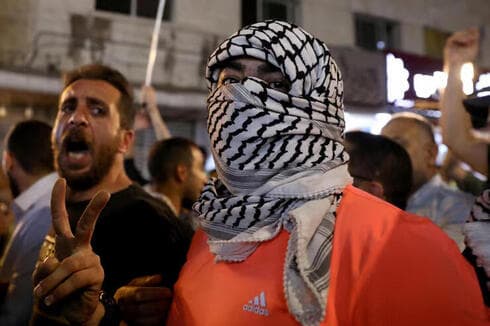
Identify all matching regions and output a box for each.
[52,79,126,190]
[381,119,436,192]
[217,57,291,93]
[182,147,207,210]
[0,190,13,235]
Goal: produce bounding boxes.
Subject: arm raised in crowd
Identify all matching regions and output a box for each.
[140,85,171,141]
[32,179,109,325]
[440,28,487,175]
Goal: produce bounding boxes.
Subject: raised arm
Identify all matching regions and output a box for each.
[32,179,110,325]
[440,28,487,175]
[140,85,171,140]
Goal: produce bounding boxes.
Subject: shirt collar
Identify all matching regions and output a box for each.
[409,174,444,202]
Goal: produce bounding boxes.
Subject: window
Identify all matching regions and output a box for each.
[355,14,400,51]
[95,0,172,20]
[424,27,450,59]
[242,0,299,26]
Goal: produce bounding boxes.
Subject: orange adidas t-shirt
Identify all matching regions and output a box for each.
[167,185,489,325]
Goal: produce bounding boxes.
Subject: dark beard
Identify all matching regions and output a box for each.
[181,197,195,211]
[55,141,119,191]
[7,172,20,198]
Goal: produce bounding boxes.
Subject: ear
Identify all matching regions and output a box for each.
[2,150,13,174]
[426,142,438,168]
[175,164,189,183]
[118,130,134,154]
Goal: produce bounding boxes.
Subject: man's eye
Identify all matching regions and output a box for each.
[91,106,106,115]
[222,77,240,85]
[269,81,290,92]
[61,104,75,113]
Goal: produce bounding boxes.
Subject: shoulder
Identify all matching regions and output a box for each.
[338,185,425,226]
[101,184,194,242]
[330,187,488,325]
[335,185,458,258]
[107,184,176,220]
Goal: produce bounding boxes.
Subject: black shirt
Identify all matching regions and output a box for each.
[66,184,193,295]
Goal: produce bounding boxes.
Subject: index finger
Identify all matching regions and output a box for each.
[75,190,110,247]
[51,178,74,239]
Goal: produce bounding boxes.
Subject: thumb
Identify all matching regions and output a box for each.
[127,274,163,287]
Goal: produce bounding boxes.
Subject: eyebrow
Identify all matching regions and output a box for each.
[59,97,76,108]
[59,96,108,108]
[225,59,282,75]
[86,97,108,107]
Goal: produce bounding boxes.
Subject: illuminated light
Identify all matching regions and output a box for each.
[394,99,415,108]
[413,71,447,99]
[476,73,490,91]
[433,71,448,89]
[386,53,410,103]
[414,74,436,98]
[376,41,386,50]
[24,107,33,119]
[477,91,490,98]
[344,112,374,133]
[460,63,474,95]
[371,113,393,135]
[0,106,7,118]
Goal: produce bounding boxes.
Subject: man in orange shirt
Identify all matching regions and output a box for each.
[33,21,489,325]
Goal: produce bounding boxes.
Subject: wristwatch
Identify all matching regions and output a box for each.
[99,290,121,326]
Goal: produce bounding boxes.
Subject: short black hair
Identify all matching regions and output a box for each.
[148,138,199,184]
[5,120,54,175]
[62,64,134,129]
[345,131,412,210]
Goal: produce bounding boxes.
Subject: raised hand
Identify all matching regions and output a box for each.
[444,28,479,67]
[115,274,172,326]
[33,178,110,325]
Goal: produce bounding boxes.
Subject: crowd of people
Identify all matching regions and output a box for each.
[0,20,488,325]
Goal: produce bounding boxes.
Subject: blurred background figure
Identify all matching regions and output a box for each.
[125,85,171,185]
[440,150,486,196]
[0,170,13,260]
[0,120,56,325]
[381,112,474,248]
[147,137,207,229]
[440,27,490,305]
[344,131,412,210]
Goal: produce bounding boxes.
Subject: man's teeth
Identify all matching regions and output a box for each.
[68,151,87,159]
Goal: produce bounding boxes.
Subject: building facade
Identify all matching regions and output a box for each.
[0,0,489,150]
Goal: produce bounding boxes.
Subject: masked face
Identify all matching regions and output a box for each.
[217,57,291,93]
[53,79,125,191]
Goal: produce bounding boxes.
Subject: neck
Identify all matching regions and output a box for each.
[67,160,132,202]
[152,182,182,216]
[16,172,50,195]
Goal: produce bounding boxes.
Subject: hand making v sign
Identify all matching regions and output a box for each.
[33,178,110,325]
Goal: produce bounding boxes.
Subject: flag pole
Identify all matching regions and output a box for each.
[145,0,166,86]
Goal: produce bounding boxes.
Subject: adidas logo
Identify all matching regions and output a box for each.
[242,291,270,316]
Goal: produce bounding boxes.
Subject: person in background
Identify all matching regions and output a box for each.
[440,150,486,196]
[30,64,192,325]
[344,131,412,209]
[32,21,489,325]
[0,120,57,325]
[381,112,474,248]
[146,137,207,227]
[440,27,490,305]
[0,169,13,260]
[124,85,172,185]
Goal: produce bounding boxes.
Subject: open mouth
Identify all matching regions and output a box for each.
[66,140,90,158]
[60,132,93,167]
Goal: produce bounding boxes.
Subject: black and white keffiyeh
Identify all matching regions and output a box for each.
[194,20,351,325]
